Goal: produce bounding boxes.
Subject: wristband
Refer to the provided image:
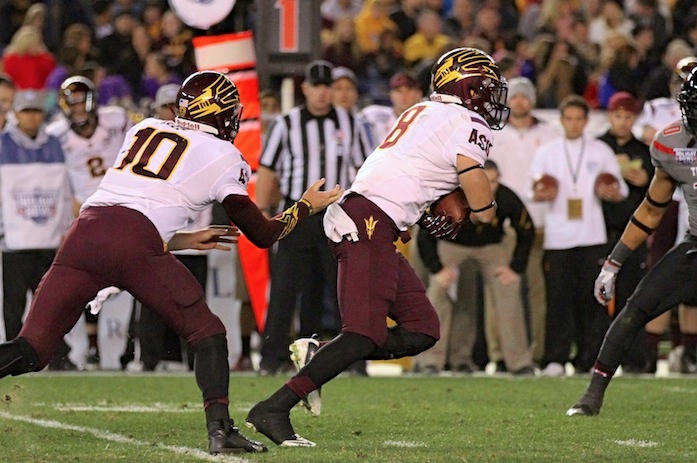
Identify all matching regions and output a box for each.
[457,164,483,175]
[471,200,496,213]
[299,198,314,215]
[607,241,633,267]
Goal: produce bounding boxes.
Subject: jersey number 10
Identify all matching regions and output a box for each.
[117,127,189,180]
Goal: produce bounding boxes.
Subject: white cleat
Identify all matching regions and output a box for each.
[289,336,322,416]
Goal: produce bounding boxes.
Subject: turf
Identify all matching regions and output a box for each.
[1,373,697,462]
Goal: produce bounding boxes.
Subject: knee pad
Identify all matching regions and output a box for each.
[367,326,437,360]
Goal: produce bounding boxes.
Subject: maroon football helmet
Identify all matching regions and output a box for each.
[431,47,509,130]
[176,71,243,142]
[59,76,98,129]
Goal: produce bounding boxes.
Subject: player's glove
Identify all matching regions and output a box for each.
[417,211,461,240]
[594,259,620,306]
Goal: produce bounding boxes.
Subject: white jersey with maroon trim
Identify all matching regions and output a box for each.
[650,120,697,237]
[47,106,132,203]
[637,97,681,133]
[349,101,491,230]
[83,117,251,242]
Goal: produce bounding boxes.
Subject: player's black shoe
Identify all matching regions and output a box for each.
[246,402,315,447]
[566,395,602,417]
[207,419,268,454]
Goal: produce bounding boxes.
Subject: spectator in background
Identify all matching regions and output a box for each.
[588,0,633,47]
[96,11,141,100]
[132,24,154,72]
[597,42,642,109]
[259,89,282,143]
[322,16,367,77]
[92,0,114,41]
[442,0,475,41]
[641,38,694,102]
[471,4,503,52]
[22,3,46,35]
[321,0,363,28]
[530,95,628,377]
[597,91,653,373]
[153,10,195,78]
[402,9,451,69]
[331,66,360,111]
[45,24,96,93]
[533,37,588,109]
[489,77,558,367]
[2,26,56,90]
[141,0,165,43]
[389,0,424,43]
[355,0,397,55]
[362,28,405,104]
[628,0,669,51]
[140,52,183,102]
[79,61,134,109]
[0,90,74,369]
[0,75,16,130]
[0,0,31,48]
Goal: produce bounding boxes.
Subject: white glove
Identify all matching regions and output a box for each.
[86,286,122,315]
[594,260,620,306]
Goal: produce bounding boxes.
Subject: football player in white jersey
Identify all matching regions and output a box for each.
[0,71,342,455]
[47,76,133,368]
[246,47,509,447]
[567,68,697,417]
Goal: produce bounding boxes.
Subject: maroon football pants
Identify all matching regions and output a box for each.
[332,195,439,346]
[19,206,225,367]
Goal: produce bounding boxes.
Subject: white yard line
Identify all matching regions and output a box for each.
[613,439,658,448]
[0,411,250,463]
[383,440,427,448]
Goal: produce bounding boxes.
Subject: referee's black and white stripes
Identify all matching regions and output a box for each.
[260,106,370,202]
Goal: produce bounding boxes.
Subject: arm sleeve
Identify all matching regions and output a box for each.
[222,194,310,248]
[416,228,444,274]
[502,186,535,274]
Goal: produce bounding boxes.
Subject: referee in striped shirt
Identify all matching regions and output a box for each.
[255,60,371,374]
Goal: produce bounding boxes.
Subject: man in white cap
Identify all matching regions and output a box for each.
[0,90,74,369]
[488,76,558,368]
[151,83,180,120]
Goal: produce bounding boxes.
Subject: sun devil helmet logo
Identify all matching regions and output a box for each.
[177,71,243,142]
[431,47,509,130]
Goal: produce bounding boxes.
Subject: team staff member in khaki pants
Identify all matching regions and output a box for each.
[415,161,536,375]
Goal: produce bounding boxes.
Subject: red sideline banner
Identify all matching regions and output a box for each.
[193,32,269,332]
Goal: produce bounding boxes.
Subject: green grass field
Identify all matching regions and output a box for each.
[1,372,697,462]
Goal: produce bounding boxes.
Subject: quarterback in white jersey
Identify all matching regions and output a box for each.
[246,48,510,448]
[47,78,132,207]
[0,71,342,455]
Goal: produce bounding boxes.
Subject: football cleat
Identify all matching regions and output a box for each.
[246,402,316,447]
[565,396,601,417]
[289,336,322,416]
[207,418,268,454]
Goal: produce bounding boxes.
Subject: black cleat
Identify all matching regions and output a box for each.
[208,419,268,454]
[246,402,315,447]
[566,399,601,417]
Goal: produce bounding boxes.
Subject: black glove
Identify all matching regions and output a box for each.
[417,211,461,240]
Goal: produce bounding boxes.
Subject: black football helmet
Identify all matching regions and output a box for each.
[430,47,509,130]
[59,76,97,129]
[678,67,697,136]
[176,71,243,142]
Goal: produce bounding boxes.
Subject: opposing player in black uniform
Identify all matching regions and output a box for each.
[567,68,697,416]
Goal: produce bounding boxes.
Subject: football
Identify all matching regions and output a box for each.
[431,188,470,223]
[595,172,620,193]
[532,174,559,201]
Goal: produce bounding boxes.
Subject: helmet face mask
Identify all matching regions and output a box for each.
[678,68,697,136]
[59,76,97,130]
[431,47,510,130]
[176,71,243,143]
